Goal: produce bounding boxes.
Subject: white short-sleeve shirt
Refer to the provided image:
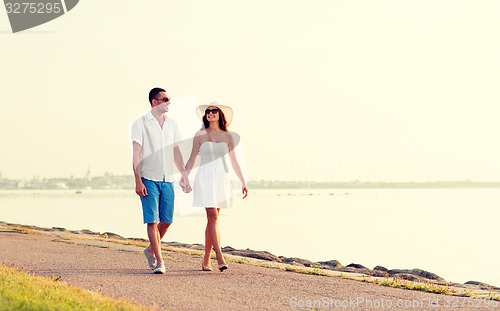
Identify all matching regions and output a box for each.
[131,111,181,182]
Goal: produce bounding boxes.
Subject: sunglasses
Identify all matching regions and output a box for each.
[156,97,169,102]
[205,108,219,114]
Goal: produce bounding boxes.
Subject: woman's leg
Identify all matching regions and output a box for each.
[203,221,213,266]
[205,207,226,265]
[215,208,221,251]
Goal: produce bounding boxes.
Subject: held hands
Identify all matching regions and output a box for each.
[136,178,191,196]
[180,175,192,193]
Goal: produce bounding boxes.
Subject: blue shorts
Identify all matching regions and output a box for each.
[140,177,175,224]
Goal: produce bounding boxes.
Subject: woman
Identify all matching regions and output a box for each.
[185,103,248,272]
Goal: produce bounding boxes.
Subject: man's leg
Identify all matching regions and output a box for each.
[158,222,170,240]
[149,222,170,256]
[140,178,162,266]
[153,182,175,256]
[147,222,163,264]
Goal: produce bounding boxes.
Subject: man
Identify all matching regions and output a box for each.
[131,87,192,274]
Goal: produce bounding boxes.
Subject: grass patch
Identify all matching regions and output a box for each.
[306,264,327,276]
[0,264,151,311]
[231,258,250,265]
[260,263,281,269]
[52,239,75,245]
[7,227,42,235]
[378,276,452,295]
[283,264,327,275]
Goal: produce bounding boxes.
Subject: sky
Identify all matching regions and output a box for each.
[1,0,499,183]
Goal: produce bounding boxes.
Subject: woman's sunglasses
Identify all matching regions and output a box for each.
[205,108,219,114]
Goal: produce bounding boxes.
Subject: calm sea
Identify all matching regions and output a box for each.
[0,188,498,287]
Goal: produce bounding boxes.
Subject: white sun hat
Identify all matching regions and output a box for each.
[196,102,233,126]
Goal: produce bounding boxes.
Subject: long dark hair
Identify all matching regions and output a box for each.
[203,107,228,131]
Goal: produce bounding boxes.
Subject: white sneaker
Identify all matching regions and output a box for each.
[153,262,166,274]
[143,247,156,270]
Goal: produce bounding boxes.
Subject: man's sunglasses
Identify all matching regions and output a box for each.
[205,108,219,114]
[156,97,170,102]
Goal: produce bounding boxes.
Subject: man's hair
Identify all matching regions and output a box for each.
[149,87,166,105]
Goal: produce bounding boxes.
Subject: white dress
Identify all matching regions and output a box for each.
[193,141,234,209]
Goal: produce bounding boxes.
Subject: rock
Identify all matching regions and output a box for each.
[37,227,54,232]
[318,260,342,268]
[465,281,500,290]
[80,229,100,236]
[188,243,204,250]
[346,263,367,269]
[392,273,422,282]
[334,267,388,277]
[280,257,315,267]
[410,269,444,281]
[128,237,148,243]
[335,266,364,274]
[52,227,68,232]
[223,248,283,262]
[373,265,388,272]
[101,232,125,240]
[387,269,445,282]
[167,242,204,250]
[368,269,390,277]
[464,281,485,286]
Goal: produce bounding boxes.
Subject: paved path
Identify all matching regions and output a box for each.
[0,229,497,311]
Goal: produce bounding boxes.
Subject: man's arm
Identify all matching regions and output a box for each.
[133,141,147,196]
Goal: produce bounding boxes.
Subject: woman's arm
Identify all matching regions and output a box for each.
[227,133,248,198]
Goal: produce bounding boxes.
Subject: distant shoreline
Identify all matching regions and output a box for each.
[246,181,500,189]
[2,177,500,191]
